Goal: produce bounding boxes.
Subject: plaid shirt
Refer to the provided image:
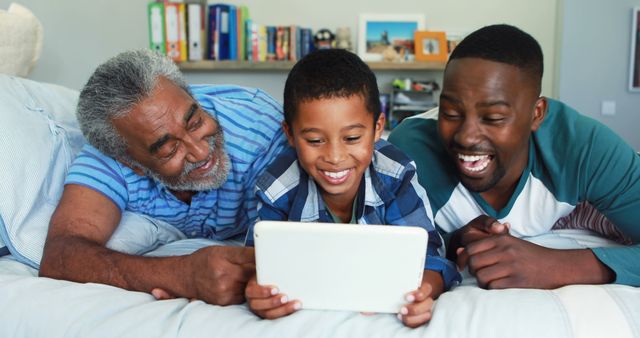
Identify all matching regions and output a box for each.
[249,139,461,290]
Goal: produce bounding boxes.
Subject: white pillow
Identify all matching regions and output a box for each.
[0,74,82,267]
[0,75,184,268]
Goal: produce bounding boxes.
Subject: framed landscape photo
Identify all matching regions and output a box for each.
[358,14,425,61]
[414,31,448,62]
[630,7,640,91]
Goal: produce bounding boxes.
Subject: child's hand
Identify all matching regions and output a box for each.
[398,270,444,328]
[245,275,302,319]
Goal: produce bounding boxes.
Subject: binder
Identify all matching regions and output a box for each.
[216,4,232,60]
[164,2,182,61]
[147,2,166,54]
[207,4,218,59]
[187,3,204,61]
[228,5,237,60]
[177,3,188,62]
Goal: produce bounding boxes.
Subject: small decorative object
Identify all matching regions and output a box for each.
[414,31,448,62]
[382,45,401,62]
[358,14,425,61]
[391,78,412,91]
[629,7,640,91]
[335,27,352,51]
[412,80,439,92]
[314,28,335,50]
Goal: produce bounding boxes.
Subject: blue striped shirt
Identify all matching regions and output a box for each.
[65,85,287,240]
[249,140,461,290]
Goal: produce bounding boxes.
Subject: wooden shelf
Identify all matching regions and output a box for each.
[178,60,446,71]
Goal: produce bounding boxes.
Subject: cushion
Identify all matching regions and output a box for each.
[0,3,43,77]
[0,75,184,268]
[0,74,82,267]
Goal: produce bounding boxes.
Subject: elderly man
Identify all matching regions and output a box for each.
[39,49,287,305]
[389,24,640,289]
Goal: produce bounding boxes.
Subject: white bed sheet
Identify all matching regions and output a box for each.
[1,230,638,338]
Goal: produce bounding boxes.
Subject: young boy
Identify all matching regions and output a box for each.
[244,49,459,328]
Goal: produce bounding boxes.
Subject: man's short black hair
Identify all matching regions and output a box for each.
[449,24,544,90]
[283,49,381,126]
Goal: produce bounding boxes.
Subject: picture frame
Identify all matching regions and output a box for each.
[445,32,465,55]
[358,14,425,62]
[629,7,640,92]
[414,31,448,62]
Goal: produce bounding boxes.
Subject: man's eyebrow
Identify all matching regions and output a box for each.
[440,93,461,105]
[149,134,171,154]
[476,100,510,108]
[183,103,198,124]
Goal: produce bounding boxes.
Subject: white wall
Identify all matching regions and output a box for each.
[2,0,558,101]
[557,0,640,150]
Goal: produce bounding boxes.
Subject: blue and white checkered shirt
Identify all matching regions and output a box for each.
[249,139,461,290]
[65,84,287,240]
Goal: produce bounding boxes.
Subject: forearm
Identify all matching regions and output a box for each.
[39,235,194,297]
[548,248,614,287]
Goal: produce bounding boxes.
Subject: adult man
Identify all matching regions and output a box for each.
[389,24,640,289]
[39,49,287,305]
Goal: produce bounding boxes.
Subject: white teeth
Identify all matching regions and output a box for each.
[467,163,488,172]
[323,169,349,179]
[458,154,489,162]
[457,153,491,172]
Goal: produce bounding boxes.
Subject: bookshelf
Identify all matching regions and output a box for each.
[178,60,447,72]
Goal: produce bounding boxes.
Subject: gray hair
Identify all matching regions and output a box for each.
[76,49,190,160]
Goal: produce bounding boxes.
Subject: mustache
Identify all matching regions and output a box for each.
[181,133,221,175]
[448,140,494,154]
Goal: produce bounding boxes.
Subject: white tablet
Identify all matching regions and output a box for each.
[253,221,428,313]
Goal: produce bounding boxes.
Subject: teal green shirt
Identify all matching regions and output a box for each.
[389,99,640,286]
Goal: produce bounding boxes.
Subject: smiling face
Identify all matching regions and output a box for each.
[284,95,384,212]
[438,58,546,208]
[111,77,230,191]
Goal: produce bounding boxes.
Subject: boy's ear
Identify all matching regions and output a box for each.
[373,113,385,142]
[282,121,295,147]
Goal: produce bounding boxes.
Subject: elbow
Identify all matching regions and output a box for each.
[38,240,66,279]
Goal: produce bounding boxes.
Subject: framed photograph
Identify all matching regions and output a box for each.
[414,31,448,62]
[358,14,425,62]
[629,7,640,92]
[445,32,465,55]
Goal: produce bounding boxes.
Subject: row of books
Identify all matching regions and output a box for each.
[147,1,316,62]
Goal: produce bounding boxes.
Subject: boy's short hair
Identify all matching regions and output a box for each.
[449,24,543,92]
[283,49,381,126]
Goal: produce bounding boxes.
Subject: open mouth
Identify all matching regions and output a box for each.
[320,168,352,185]
[191,154,217,176]
[457,153,493,174]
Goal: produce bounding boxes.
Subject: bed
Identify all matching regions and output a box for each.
[1,74,638,338]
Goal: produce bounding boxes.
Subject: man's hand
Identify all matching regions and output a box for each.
[245,275,301,319]
[185,246,256,305]
[457,234,615,289]
[398,270,444,328]
[447,215,509,261]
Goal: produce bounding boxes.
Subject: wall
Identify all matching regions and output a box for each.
[558,0,640,150]
[1,0,558,101]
